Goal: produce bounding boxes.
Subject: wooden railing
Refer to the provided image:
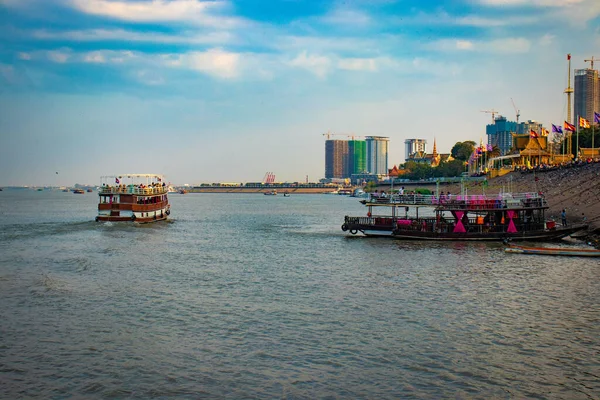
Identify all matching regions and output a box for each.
[365,192,546,209]
[99,186,168,195]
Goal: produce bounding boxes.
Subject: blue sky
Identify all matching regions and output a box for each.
[1,0,599,186]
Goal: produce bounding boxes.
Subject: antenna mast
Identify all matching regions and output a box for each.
[564,54,574,156]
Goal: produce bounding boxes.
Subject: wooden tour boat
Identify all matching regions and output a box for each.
[96,174,170,223]
[505,244,600,257]
[342,191,588,241]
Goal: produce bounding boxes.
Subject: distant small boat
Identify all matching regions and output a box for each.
[87,189,93,192]
[179,189,188,194]
[264,189,277,196]
[73,189,85,194]
[62,188,69,192]
[505,244,600,257]
[283,192,290,197]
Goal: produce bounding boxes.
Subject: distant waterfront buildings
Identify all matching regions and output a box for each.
[404,139,427,161]
[486,116,516,155]
[324,136,389,181]
[486,117,548,156]
[574,68,600,124]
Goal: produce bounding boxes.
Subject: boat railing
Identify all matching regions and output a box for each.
[365,192,546,209]
[99,185,168,195]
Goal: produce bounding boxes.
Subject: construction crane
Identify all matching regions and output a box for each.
[510,98,520,124]
[480,109,500,123]
[347,134,365,140]
[322,131,348,140]
[584,56,599,69]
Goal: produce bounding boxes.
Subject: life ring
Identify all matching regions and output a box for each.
[341,224,348,231]
[350,229,358,235]
[165,209,170,216]
[367,212,372,217]
[131,214,136,221]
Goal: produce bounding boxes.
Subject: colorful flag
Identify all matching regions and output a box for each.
[541,128,549,136]
[115,177,120,184]
[530,129,539,138]
[579,117,590,128]
[595,112,600,124]
[564,121,576,132]
[486,144,493,152]
[552,124,563,134]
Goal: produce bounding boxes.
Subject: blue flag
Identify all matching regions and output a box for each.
[595,112,600,124]
[552,124,562,134]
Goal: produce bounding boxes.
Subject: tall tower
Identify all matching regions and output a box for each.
[324,140,348,179]
[347,140,366,176]
[574,68,600,124]
[365,136,389,175]
[565,54,574,156]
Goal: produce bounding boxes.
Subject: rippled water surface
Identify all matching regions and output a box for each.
[1,190,599,399]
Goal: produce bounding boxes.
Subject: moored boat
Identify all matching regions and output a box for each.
[264,189,277,196]
[96,174,170,223]
[342,191,588,241]
[505,244,600,257]
[73,189,85,194]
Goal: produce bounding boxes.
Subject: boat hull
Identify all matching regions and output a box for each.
[392,224,586,241]
[343,218,587,241]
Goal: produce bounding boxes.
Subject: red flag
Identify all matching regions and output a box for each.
[567,54,571,60]
[530,129,539,138]
[564,121,576,132]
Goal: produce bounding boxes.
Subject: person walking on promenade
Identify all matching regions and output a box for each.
[561,209,567,227]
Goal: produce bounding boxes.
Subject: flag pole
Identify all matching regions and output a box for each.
[576,115,580,160]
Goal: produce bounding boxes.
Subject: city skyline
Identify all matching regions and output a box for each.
[1,0,599,186]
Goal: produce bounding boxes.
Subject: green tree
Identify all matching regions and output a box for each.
[451,141,476,161]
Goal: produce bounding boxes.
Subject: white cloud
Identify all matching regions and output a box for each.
[337,58,377,72]
[539,34,555,46]
[31,28,234,45]
[163,48,241,79]
[488,37,531,53]
[83,51,106,63]
[135,70,165,86]
[429,37,530,54]
[288,51,332,78]
[47,50,70,63]
[320,7,372,27]
[476,0,585,6]
[69,0,244,28]
[456,40,475,51]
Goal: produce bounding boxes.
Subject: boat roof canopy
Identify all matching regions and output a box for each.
[101,174,164,178]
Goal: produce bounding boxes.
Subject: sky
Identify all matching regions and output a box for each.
[1,0,599,186]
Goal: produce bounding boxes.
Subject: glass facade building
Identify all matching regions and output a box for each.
[347,140,366,176]
[574,68,600,124]
[366,136,389,175]
[486,116,517,155]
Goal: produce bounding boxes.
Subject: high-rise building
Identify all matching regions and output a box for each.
[486,116,517,155]
[574,68,600,124]
[324,140,348,179]
[404,139,427,161]
[347,140,366,176]
[365,136,389,175]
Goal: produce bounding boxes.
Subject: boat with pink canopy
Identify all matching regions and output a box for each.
[342,190,587,241]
